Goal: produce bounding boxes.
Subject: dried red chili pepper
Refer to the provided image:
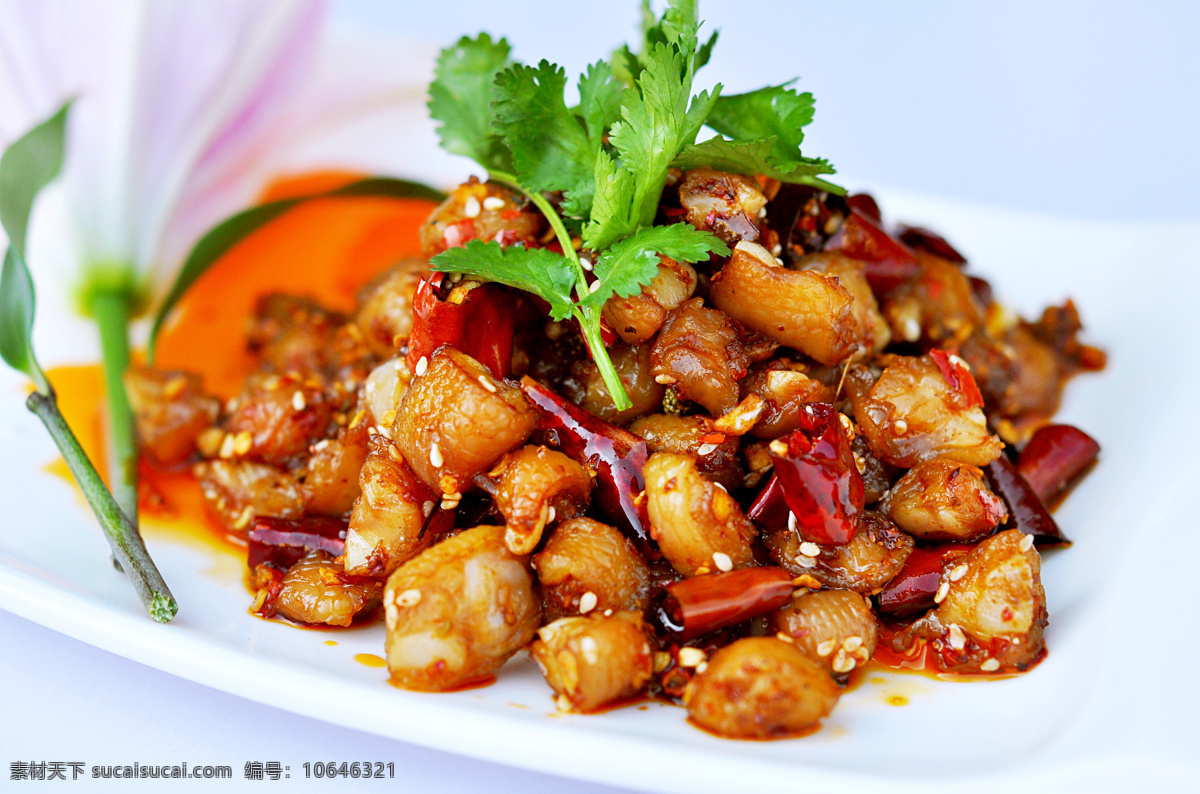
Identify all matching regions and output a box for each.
[825,205,919,293]
[519,376,651,550]
[407,273,514,378]
[1016,424,1100,505]
[247,516,347,571]
[897,225,968,264]
[984,455,1070,547]
[764,403,864,546]
[655,567,796,641]
[876,543,973,617]
[929,348,984,409]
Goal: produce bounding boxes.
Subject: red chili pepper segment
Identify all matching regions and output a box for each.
[825,205,919,294]
[897,225,968,264]
[519,376,651,550]
[1016,424,1100,505]
[765,403,864,546]
[656,567,796,641]
[247,515,348,571]
[983,455,1069,546]
[876,543,973,617]
[408,274,514,379]
[928,348,984,409]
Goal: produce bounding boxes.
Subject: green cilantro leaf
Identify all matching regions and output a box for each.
[576,61,625,149]
[706,84,815,162]
[674,136,840,188]
[493,60,594,214]
[583,151,638,251]
[580,222,729,310]
[428,34,514,172]
[430,241,577,321]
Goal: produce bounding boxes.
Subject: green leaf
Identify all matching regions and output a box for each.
[148,177,444,359]
[583,151,638,252]
[492,61,594,215]
[0,102,69,259]
[428,34,514,173]
[576,61,625,149]
[706,84,816,162]
[430,240,577,321]
[674,136,839,187]
[580,222,728,310]
[0,102,70,393]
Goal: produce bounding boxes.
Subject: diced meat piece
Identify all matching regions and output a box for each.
[684,637,840,739]
[643,453,757,577]
[710,241,862,365]
[627,413,742,491]
[272,550,382,627]
[393,346,538,495]
[846,355,1004,468]
[796,252,891,357]
[354,258,428,356]
[384,525,540,691]
[531,613,654,713]
[195,460,305,533]
[224,376,334,466]
[125,367,219,467]
[303,421,369,517]
[882,251,983,345]
[533,517,651,622]
[773,589,877,679]
[419,179,543,259]
[880,457,1008,542]
[764,510,912,593]
[602,257,698,345]
[678,168,767,245]
[360,356,407,427]
[650,298,749,417]
[246,294,367,378]
[485,445,593,555]
[740,360,836,440]
[343,434,436,577]
[568,342,664,426]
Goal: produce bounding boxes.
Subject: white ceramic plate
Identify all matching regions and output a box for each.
[3,193,1199,793]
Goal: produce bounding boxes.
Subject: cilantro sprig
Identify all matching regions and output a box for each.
[427,0,837,409]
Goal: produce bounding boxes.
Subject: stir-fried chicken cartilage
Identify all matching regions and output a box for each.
[602,257,698,345]
[343,435,436,577]
[273,550,382,628]
[773,588,878,678]
[880,457,1008,542]
[485,445,593,556]
[531,613,654,713]
[533,517,651,621]
[650,297,750,417]
[384,525,540,691]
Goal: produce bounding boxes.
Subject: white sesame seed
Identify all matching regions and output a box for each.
[771,243,782,256]
[677,647,706,668]
[482,196,505,211]
[397,589,422,607]
[787,511,798,532]
[292,390,307,412]
[556,694,574,712]
[769,439,789,457]
[375,425,392,440]
[757,207,767,220]
[578,257,593,272]
[588,280,601,293]
[774,256,784,265]
[980,658,1000,672]
[429,440,444,468]
[949,353,969,370]
[842,635,863,653]
[903,317,921,341]
[948,624,966,651]
[949,564,969,582]
[463,195,481,218]
[578,591,598,614]
[414,356,429,377]
[934,581,950,603]
[478,375,497,393]
[1019,533,1035,551]
[832,653,857,674]
[547,505,556,523]
[603,608,612,617]
[232,431,253,457]
[892,419,908,435]
[794,554,816,568]
[312,439,331,452]
[696,443,718,456]
[695,661,708,674]
[654,374,677,384]
[579,636,599,665]
[653,652,672,672]
[799,541,821,558]
[712,552,733,572]
[776,632,795,644]
[219,433,236,459]
[387,444,404,463]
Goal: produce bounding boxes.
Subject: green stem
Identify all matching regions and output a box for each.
[26,389,177,622]
[90,288,139,532]
[489,170,632,409]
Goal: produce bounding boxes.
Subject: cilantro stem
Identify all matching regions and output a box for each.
[26,388,177,622]
[489,170,633,410]
[90,286,140,534]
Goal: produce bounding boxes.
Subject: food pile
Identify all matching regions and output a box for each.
[127,2,1104,739]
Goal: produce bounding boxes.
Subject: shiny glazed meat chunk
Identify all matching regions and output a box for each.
[739,360,836,440]
[643,453,757,577]
[531,613,654,713]
[846,354,1004,468]
[195,459,305,532]
[125,367,219,467]
[628,413,742,491]
[393,347,537,495]
[880,457,1008,542]
[773,589,878,678]
[602,257,698,345]
[274,550,382,627]
[765,510,912,593]
[684,637,840,739]
[343,435,436,577]
[418,179,543,259]
[650,298,749,417]
[225,377,333,466]
[384,525,540,691]
[485,445,593,555]
[533,517,651,621]
[710,241,861,365]
[678,168,767,245]
[796,252,891,358]
[303,422,369,517]
[354,258,428,357]
[569,343,664,426]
